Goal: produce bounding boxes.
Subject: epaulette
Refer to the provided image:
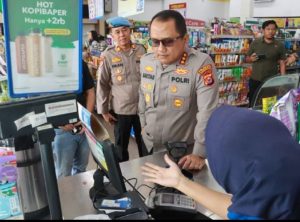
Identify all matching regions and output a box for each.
[143,52,154,58]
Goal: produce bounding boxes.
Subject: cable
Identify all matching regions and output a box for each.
[136,184,154,192]
[122,176,146,201]
[92,187,113,211]
[126,178,138,188]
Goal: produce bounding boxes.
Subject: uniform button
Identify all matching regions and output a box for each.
[170,85,177,93]
[117,75,123,81]
[173,98,184,108]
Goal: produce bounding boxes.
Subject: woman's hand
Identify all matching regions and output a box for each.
[142,154,184,189]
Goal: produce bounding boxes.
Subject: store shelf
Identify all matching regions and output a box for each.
[218,78,249,83]
[287,65,300,70]
[215,64,251,69]
[284,38,300,41]
[210,52,247,55]
[219,101,249,107]
[281,27,300,30]
[211,35,254,39]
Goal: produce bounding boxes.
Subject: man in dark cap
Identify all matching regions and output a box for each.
[96,16,146,162]
[142,105,300,219]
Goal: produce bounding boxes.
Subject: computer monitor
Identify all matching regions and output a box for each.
[0,93,79,220]
[77,103,126,196]
[0,93,78,139]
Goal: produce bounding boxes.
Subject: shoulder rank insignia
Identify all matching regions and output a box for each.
[179,52,188,65]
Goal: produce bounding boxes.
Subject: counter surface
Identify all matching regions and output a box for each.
[57,151,225,219]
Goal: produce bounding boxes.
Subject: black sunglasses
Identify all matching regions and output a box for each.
[150,36,183,47]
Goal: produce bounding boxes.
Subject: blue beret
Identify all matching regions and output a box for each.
[106,17,131,28]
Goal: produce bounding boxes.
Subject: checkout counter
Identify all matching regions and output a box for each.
[57,151,225,220]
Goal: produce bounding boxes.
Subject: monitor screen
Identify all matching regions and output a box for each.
[77,103,126,195]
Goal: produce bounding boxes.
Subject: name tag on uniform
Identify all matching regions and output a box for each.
[143,73,155,80]
[171,76,190,84]
[112,63,123,68]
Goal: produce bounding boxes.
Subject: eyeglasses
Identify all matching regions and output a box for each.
[150,36,183,47]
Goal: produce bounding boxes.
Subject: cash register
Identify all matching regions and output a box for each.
[147,142,211,220]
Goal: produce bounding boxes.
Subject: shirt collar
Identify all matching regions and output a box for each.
[115,43,137,53]
[261,37,276,44]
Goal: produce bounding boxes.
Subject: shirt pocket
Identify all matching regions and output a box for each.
[111,67,126,85]
[167,84,191,112]
[168,95,191,112]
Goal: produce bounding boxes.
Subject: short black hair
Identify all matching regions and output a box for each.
[149,10,187,37]
[262,20,278,29]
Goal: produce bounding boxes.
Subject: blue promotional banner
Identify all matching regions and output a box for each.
[2,0,83,98]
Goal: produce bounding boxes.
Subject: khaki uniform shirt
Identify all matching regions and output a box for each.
[139,48,219,157]
[97,44,146,115]
[247,38,286,82]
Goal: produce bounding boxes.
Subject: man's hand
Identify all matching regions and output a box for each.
[102,113,117,125]
[142,154,184,189]
[58,123,75,132]
[74,121,85,134]
[285,53,299,66]
[178,154,206,171]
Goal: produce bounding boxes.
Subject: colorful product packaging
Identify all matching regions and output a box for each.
[0,182,22,219]
[0,147,21,219]
[262,96,277,114]
[270,89,300,138]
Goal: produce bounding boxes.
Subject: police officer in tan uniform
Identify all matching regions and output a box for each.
[97,17,146,162]
[139,10,219,171]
